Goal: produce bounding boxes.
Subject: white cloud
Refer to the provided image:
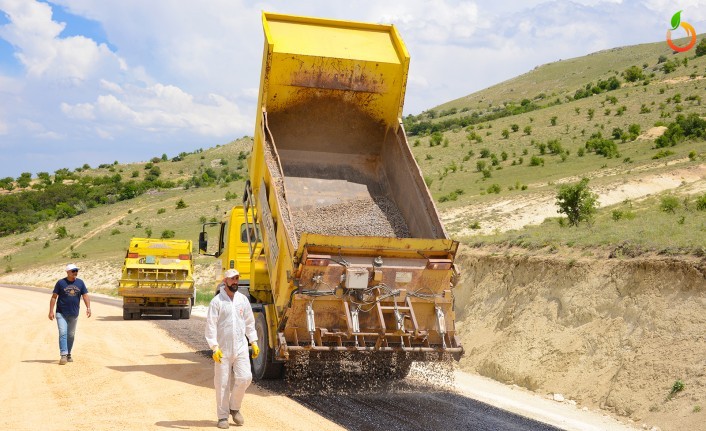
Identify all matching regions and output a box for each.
[99,79,123,94]
[95,127,113,140]
[375,1,481,43]
[61,102,95,120]
[61,82,248,137]
[0,0,121,81]
[1,0,706,178]
[37,130,63,140]
[644,0,706,21]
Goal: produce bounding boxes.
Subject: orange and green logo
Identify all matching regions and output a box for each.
[666,10,696,52]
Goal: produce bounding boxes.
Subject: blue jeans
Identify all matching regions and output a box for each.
[56,313,78,355]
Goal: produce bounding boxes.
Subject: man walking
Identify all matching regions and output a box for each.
[48,263,91,365]
[205,269,260,429]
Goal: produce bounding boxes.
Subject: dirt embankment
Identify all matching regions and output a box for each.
[453,246,706,431]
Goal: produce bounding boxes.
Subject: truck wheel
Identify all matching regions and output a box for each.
[171,310,180,320]
[180,307,191,319]
[123,309,132,320]
[251,311,283,380]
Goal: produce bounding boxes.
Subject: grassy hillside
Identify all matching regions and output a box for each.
[0,139,252,296]
[1,36,706,290]
[404,36,706,253]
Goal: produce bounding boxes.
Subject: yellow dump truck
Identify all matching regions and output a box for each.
[118,238,195,320]
[199,12,462,380]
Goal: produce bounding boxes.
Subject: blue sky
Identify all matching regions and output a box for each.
[0,0,705,179]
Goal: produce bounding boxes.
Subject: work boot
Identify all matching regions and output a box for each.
[67,354,73,362]
[217,418,229,429]
[230,410,244,426]
[59,355,68,365]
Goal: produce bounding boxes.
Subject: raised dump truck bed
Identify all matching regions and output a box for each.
[201,13,462,380]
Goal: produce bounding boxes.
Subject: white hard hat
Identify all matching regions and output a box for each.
[224,269,239,278]
[65,263,79,272]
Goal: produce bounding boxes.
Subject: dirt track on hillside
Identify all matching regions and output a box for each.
[442,163,706,236]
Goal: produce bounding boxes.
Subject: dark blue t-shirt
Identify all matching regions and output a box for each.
[53,278,88,316]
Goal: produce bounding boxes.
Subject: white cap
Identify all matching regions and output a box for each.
[65,263,79,271]
[224,269,239,278]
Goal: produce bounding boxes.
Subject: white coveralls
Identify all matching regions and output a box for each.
[205,284,258,419]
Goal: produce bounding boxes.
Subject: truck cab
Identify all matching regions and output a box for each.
[199,206,265,299]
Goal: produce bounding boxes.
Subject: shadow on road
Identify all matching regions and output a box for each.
[108,358,212,389]
[154,419,214,428]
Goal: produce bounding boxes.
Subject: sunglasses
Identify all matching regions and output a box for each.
[70,269,79,273]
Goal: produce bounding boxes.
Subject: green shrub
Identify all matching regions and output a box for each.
[438,189,465,203]
[696,38,706,57]
[546,140,563,155]
[623,65,644,82]
[160,230,176,239]
[585,135,619,158]
[612,209,636,221]
[55,226,68,239]
[655,113,706,148]
[659,195,680,213]
[652,150,674,159]
[487,184,501,194]
[669,380,685,398]
[529,156,544,166]
[695,194,706,211]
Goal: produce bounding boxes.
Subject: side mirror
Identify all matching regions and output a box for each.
[199,231,208,254]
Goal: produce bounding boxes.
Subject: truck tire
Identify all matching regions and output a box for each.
[180,307,191,319]
[251,311,283,380]
[171,309,181,320]
[123,309,132,320]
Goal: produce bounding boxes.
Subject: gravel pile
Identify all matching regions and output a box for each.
[292,195,411,238]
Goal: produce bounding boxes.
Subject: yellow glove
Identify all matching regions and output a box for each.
[212,347,223,363]
[251,342,260,359]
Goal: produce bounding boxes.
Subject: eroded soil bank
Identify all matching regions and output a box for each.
[454,246,706,431]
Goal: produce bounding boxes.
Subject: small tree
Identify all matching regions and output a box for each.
[623,65,644,82]
[695,38,706,57]
[556,178,598,226]
[55,226,68,239]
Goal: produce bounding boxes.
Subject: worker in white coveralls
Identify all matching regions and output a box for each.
[205,268,260,429]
